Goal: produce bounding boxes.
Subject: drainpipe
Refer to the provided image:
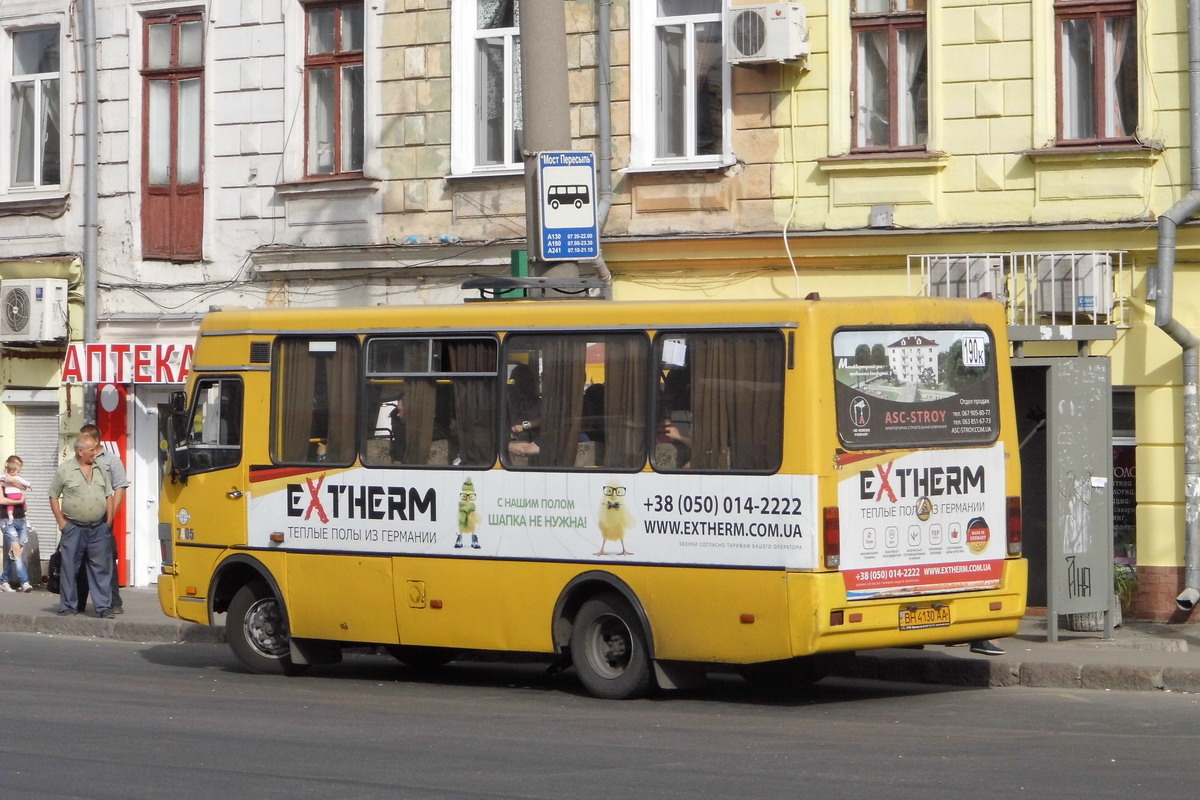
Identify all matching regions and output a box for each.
[589,0,614,285]
[81,0,100,420]
[1157,0,1200,611]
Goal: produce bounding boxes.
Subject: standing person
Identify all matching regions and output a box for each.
[48,436,115,618]
[0,455,34,592]
[75,424,129,613]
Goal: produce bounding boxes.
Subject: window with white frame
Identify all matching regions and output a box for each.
[851,0,927,152]
[10,25,61,188]
[305,1,364,176]
[1056,1,1137,143]
[451,0,522,175]
[630,0,728,168]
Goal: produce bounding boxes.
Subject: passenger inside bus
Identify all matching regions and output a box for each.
[656,366,692,469]
[387,397,406,461]
[580,383,605,444]
[507,363,542,459]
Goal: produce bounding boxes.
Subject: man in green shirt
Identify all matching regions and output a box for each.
[48,435,114,618]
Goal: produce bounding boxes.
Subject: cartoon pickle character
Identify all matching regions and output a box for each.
[596,480,634,556]
[455,477,481,549]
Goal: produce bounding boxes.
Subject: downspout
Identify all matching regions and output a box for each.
[1157,0,1200,611]
[81,0,100,420]
[589,0,614,286]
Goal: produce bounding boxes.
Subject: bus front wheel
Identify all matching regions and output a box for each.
[569,594,652,700]
[227,582,306,676]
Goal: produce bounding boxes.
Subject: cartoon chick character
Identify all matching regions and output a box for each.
[455,477,481,550]
[596,480,634,556]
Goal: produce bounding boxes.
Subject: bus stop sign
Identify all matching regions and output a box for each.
[537,151,599,261]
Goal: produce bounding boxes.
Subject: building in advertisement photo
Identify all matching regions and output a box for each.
[885,335,939,387]
[2,0,1200,625]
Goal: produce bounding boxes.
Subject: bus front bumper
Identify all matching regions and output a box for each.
[157,573,179,619]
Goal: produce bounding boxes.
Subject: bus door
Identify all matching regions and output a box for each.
[166,376,247,605]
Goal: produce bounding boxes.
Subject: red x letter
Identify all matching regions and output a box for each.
[304,475,329,523]
[874,461,897,503]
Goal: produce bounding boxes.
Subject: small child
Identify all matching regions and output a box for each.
[1,456,32,593]
[1,456,31,525]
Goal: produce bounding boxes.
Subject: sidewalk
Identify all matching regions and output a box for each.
[0,586,223,645]
[834,617,1200,692]
[2,586,1199,692]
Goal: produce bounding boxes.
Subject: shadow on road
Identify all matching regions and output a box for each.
[135,641,976,707]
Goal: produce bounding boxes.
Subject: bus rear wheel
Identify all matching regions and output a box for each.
[227,582,305,676]
[569,594,652,700]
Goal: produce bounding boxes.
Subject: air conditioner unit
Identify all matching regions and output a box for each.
[925,255,1007,301]
[725,3,810,65]
[0,278,69,343]
[1034,253,1112,321]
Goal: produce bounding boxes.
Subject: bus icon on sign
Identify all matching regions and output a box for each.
[547,185,590,209]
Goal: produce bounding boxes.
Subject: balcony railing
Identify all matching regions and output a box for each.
[907,251,1131,331]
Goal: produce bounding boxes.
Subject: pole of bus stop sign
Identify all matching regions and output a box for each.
[519,0,578,283]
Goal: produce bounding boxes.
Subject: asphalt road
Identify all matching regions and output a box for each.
[3,632,1197,799]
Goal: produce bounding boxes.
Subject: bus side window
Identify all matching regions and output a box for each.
[186,378,243,473]
[653,331,784,473]
[502,332,648,471]
[272,337,359,465]
[361,337,497,468]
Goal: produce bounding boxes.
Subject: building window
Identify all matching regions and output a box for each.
[451,0,521,174]
[1056,1,1137,143]
[10,26,61,189]
[305,1,364,176]
[851,0,927,152]
[141,13,204,261]
[630,0,728,168]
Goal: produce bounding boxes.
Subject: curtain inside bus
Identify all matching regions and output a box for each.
[603,336,648,469]
[275,337,358,464]
[539,337,587,467]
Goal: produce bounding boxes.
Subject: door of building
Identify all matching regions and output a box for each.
[129,387,173,586]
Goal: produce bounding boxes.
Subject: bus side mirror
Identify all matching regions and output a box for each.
[166,397,191,477]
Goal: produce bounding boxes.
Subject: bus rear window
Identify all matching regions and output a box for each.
[833,327,999,449]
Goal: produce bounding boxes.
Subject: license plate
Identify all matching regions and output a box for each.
[899,605,951,631]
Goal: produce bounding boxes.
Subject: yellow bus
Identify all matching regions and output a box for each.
[157,296,1026,699]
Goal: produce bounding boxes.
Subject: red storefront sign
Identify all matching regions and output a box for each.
[62,343,194,384]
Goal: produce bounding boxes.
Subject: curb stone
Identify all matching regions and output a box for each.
[1080,664,1163,691]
